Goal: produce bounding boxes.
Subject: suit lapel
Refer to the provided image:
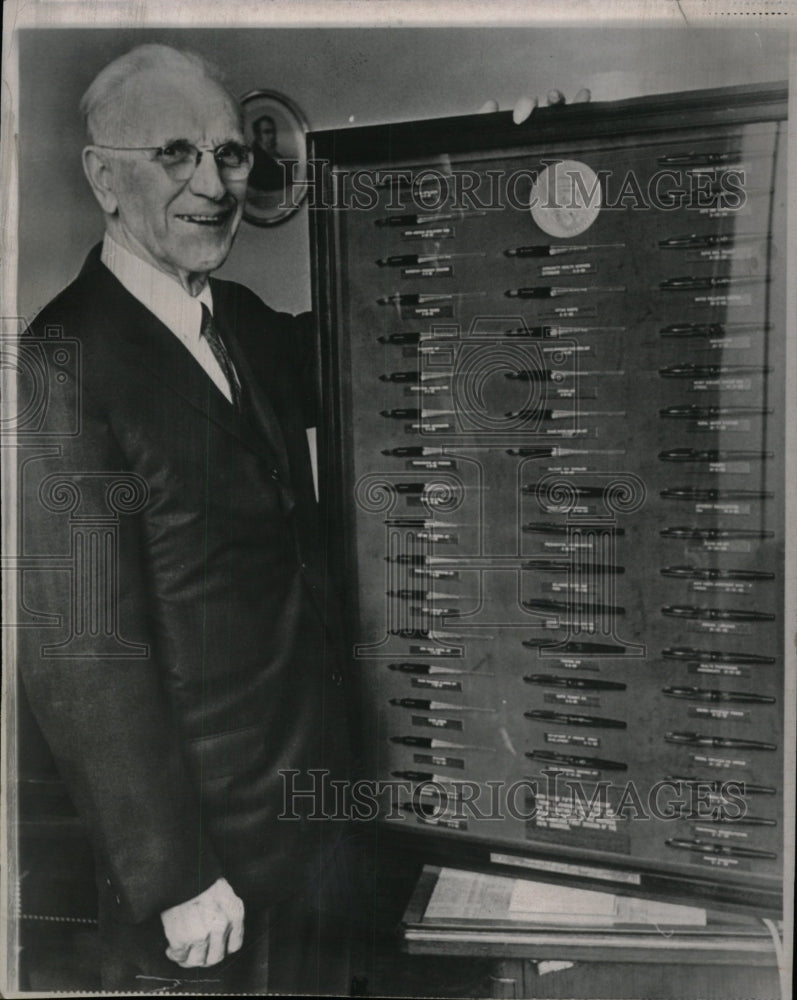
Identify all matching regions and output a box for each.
[84,252,282,467]
[213,306,291,480]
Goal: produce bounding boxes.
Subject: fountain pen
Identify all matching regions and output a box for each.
[660,487,772,501]
[660,527,774,540]
[660,323,769,339]
[662,686,775,704]
[659,364,771,378]
[661,605,775,623]
[524,598,626,615]
[665,732,776,751]
[660,405,772,419]
[526,750,627,771]
[658,449,773,462]
[660,275,765,290]
[524,710,626,729]
[523,674,626,691]
[662,647,775,665]
[666,839,776,860]
[660,566,774,582]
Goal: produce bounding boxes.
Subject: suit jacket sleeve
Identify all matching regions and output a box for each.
[18,340,223,924]
[291,309,319,428]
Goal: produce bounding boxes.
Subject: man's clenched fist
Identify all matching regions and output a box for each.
[160,877,245,968]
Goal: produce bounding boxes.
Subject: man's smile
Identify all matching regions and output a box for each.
[175,208,235,227]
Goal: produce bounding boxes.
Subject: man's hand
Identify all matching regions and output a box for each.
[478,89,591,122]
[160,877,245,968]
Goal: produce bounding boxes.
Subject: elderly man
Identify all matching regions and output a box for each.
[20,44,353,994]
[20,40,585,994]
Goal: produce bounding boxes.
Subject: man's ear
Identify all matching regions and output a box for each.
[82,147,119,214]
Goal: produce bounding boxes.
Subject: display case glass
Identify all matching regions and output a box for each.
[309,82,788,913]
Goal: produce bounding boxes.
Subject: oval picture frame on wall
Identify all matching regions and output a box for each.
[240,89,310,227]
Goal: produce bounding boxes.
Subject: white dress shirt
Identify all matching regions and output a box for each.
[101,234,233,403]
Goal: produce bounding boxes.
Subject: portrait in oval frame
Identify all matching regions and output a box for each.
[240,89,310,226]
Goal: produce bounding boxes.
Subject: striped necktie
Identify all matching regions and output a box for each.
[199,302,243,411]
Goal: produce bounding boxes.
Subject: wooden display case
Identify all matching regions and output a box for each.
[309,82,789,914]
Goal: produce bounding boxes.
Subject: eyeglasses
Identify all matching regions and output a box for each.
[91,139,253,182]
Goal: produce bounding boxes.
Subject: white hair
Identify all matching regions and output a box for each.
[79,43,239,143]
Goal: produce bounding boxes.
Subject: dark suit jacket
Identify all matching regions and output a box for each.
[19,247,349,926]
[249,144,285,192]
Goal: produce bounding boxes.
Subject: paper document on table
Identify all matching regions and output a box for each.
[509,879,707,926]
[424,868,516,921]
[424,868,706,926]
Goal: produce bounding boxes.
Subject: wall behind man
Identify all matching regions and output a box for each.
[17,26,788,322]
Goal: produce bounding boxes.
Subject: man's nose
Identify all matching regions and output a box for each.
[188,150,227,199]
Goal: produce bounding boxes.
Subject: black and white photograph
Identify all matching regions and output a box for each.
[0,2,794,997]
[241,88,309,226]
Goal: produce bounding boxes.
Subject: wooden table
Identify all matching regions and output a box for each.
[401,866,783,999]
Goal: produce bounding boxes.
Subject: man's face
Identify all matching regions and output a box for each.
[255,119,277,153]
[102,70,247,282]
